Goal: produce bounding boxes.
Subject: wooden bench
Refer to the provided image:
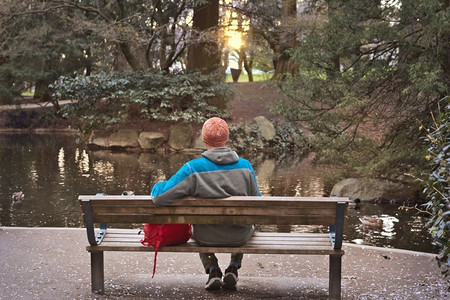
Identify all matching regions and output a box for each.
[79,195,349,299]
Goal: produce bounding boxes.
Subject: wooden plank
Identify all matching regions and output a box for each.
[87,201,342,209]
[101,237,332,246]
[87,243,344,255]
[80,196,350,208]
[246,240,331,246]
[90,206,338,216]
[102,237,142,243]
[248,235,330,240]
[104,229,142,234]
[102,230,331,238]
[102,234,142,239]
[87,239,338,249]
[101,233,329,239]
[79,195,350,203]
[100,232,332,241]
[177,196,350,204]
[93,242,334,251]
[254,232,328,237]
[100,231,332,243]
[90,214,337,225]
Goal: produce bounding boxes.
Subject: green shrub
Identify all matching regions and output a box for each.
[0,85,16,105]
[423,97,450,287]
[4,110,37,128]
[50,71,233,131]
[0,67,19,105]
[228,123,262,154]
[268,121,310,157]
[309,129,428,182]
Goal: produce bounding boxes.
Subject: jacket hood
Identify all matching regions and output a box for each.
[202,148,239,165]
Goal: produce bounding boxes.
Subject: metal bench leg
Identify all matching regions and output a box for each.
[91,251,104,294]
[329,254,342,299]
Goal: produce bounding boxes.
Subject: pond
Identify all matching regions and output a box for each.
[0,133,436,254]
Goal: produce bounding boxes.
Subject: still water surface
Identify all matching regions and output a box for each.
[0,133,435,253]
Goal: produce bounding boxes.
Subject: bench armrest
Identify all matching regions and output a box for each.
[329,201,347,249]
[82,200,107,246]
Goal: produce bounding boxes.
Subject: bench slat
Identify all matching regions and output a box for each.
[92,230,334,249]
[102,233,331,240]
[87,231,342,255]
[80,196,348,208]
[88,243,343,255]
[89,206,338,216]
[102,229,329,237]
[88,214,337,225]
[101,237,331,245]
[79,195,348,202]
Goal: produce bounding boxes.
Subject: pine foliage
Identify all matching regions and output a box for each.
[275,0,450,179]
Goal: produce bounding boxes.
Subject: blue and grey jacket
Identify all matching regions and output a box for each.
[151,147,260,246]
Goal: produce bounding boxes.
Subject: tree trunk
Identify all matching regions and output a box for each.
[274,0,297,77]
[244,57,254,82]
[223,48,229,73]
[239,48,254,82]
[35,80,60,110]
[119,42,143,71]
[159,25,168,70]
[187,0,220,74]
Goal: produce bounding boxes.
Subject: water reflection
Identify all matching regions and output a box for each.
[345,203,436,253]
[379,215,399,237]
[0,133,436,253]
[75,148,90,175]
[256,153,326,197]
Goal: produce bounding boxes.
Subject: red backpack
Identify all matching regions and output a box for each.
[140,223,192,277]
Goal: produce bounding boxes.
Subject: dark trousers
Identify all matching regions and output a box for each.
[199,253,243,274]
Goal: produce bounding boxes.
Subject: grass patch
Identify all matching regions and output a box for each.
[21,91,34,97]
[226,73,272,82]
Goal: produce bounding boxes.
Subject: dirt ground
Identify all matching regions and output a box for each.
[1,227,449,300]
[227,82,284,124]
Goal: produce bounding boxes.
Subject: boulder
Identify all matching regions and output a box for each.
[109,129,140,148]
[88,130,111,148]
[138,132,166,150]
[330,178,418,202]
[254,116,276,141]
[168,122,193,150]
[193,135,207,150]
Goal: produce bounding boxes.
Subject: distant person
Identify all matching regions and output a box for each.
[151,117,261,291]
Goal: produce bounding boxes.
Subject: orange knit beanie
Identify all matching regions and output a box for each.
[202,117,229,147]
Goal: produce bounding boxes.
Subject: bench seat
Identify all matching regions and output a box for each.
[87,230,344,255]
[79,195,349,299]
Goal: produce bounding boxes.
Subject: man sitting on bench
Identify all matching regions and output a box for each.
[151,117,261,291]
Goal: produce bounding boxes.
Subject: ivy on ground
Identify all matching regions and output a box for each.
[228,121,309,158]
[423,97,450,288]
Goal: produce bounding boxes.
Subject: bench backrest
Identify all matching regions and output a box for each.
[79,195,348,225]
[79,195,349,248]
